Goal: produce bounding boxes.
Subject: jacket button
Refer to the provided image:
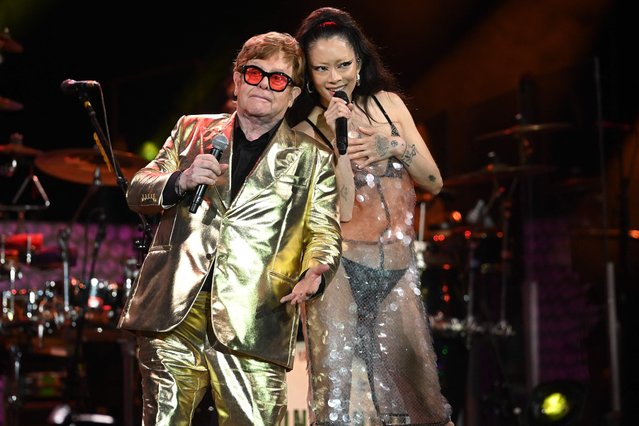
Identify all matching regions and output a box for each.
[206,253,213,260]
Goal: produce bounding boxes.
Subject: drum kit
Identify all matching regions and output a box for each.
[0,145,146,425]
[416,121,572,338]
[1,32,148,424]
[413,120,574,424]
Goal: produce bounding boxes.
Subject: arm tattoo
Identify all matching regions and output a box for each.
[339,184,350,200]
[374,135,390,157]
[401,143,417,166]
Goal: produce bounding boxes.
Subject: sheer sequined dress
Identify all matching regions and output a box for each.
[303,99,452,426]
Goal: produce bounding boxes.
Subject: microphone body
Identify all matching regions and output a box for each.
[333,90,349,155]
[189,134,229,214]
[60,79,100,95]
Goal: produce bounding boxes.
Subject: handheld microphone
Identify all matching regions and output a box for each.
[189,134,229,214]
[333,90,349,155]
[60,79,101,95]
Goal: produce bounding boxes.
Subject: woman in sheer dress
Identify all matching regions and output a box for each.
[291,7,454,426]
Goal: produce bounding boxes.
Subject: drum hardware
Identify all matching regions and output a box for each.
[1,233,34,326]
[453,136,559,425]
[0,135,43,158]
[474,122,572,142]
[34,147,147,188]
[51,164,107,317]
[444,161,554,188]
[3,233,44,253]
[31,165,123,420]
[123,257,140,301]
[0,96,23,111]
[4,345,23,426]
[1,133,50,211]
[0,28,23,54]
[464,169,519,346]
[83,207,107,285]
[1,279,125,425]
[29,245,78,271]
[421,153,528,342]
[57,74,153,264]
[2,165,117,424]
[52,80,151,425]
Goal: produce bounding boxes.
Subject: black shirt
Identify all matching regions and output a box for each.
[230,118,281,200]
[162,117,281,204]
[204,117,282,291]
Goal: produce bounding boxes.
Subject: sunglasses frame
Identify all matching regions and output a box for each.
[241,65,294,92]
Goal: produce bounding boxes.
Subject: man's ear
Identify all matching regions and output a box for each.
[288,86,302,107]
[232,71,241,94]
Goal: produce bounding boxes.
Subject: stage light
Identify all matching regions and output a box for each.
[541,392,569,420]
[139,140,160,161]
[527,380,586,426]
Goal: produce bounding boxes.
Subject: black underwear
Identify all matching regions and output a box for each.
[341,257,407,322]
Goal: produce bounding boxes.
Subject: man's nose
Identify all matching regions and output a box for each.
[259,75,270,90]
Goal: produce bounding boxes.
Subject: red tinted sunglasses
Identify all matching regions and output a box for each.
[241,65,294,92]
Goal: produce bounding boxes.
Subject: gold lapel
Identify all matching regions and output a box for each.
[203,114,235,215]
[228,122,301,210]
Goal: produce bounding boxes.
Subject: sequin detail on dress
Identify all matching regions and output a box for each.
[304,96,451,425]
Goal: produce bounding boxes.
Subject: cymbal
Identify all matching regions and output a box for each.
[476,122,571,141]
[0,96,24,111]
[0,31,23,53]
[571,228,639,240]
[0,142,42,157]
[35,148,148,187]
[0,204,50,212]
[548,176,599,195]
[445,163,554,187]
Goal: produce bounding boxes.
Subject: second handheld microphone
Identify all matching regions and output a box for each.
[189,134,229,214]
[333,90,349,155]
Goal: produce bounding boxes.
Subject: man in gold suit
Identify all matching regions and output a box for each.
[118,31,342,425]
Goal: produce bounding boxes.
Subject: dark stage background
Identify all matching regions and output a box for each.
[1,1,637,425]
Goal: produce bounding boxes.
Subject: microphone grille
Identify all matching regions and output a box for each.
[212,134,229,151]
[333,90,349,103]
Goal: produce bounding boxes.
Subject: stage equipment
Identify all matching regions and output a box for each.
[475,122,571,141]
[35,148,147,187]
[527,380,586,426]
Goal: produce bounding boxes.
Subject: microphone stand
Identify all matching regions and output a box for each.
[52,167,102,416]
[87,208,107,285]
[73,89,152,257]
[71,85,149,426]
[58,167,102,317]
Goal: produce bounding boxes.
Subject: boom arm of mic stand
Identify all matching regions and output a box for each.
[76,91,126,191]
[74,89,153,265]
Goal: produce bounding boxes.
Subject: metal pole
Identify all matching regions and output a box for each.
[594,56,621,415]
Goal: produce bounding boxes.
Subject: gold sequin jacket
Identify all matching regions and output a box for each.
[118,113,341,369]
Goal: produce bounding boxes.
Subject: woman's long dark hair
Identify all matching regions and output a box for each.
[288,7,402,126]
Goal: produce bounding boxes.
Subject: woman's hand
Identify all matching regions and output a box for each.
[347,125,406,168]
[322,95,352,140]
